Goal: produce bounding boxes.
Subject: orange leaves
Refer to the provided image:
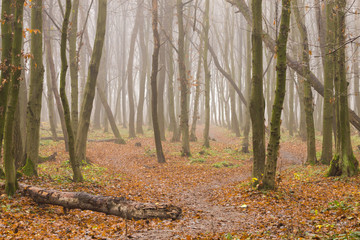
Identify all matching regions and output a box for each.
[25,28,41,34]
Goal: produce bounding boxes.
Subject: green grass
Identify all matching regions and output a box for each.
[189,157,206,164]
[213,161,238,168]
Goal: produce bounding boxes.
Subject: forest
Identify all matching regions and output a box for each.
[1,0,360,239]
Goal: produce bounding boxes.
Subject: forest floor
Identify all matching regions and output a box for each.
[1,125,360,239]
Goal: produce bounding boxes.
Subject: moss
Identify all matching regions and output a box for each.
[22,158,37,176]
[0,168,5,179]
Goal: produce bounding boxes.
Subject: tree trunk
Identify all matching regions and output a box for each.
[75,0,107,166]
[203,0,211,148]
[0,0,14,159]
[328,0,358,177]
[1,183,181,220]
[227,0,360,132]
[320,0,335,164]
[165,2,179,142]
[293,0,317,165]
[59,0,83,182]
[44,16,69,151]
[242,25,251,153]
[3,0,24,196]
[24,0,45,176]
[69,0,80,132]
[136,2,147,135]
[126,0,142,139]
[250,0,265,183]
[177,0,191,156]
[260,0,291,190]
[190,39,203,142]
[96,81,125,144]
[151,0,166,163]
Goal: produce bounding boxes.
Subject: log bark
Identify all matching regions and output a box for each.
[1,183,182,220]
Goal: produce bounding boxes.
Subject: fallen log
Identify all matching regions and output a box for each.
[0,183,182,220]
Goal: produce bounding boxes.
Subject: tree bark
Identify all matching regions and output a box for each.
[250,0,265,183]
[177,0,191,155]
[151,0,166,163]
[0,183,181,220]
[293,0,317,165]
[59,0,83,182]
[328,0,358,177]
[136,2,148,135]
[96,81,125,144]
[75,0,107,166]
[69,0,80,132]
[3,0,24,196]
[260,0,291,190]
[0,0,14,158]
[24,0,45,176]
[126,0,142,138]
[320,0,335,164]
[203,0,211,148]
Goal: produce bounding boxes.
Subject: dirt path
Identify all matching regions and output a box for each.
[94,127,304,239]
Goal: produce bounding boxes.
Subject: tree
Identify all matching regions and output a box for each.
[0,0,14,162]
[177,0,191,156]
[23,0,45,176]
[151,0,166,163]
[293,0,317,165]
[203,0,211,148]
[59,0,83,182]
[327,0,359,177]
[126,0,142,138]
[321,0,335,164]
[69,0,80,132]
[3,0,25,196]
[250,0,265,183]
[260,0,291,190]
[75,0,108,166]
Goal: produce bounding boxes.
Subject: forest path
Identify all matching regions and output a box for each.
[91,126,305,239]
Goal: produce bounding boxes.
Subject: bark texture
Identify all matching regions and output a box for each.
[24,0,45,176]
[250,0,265,182]
[3,0,25,196]
[59,0,83,182]
[75,0,107,165]
[260,0,291,190]
[151,0,166,163]
[177,0,191,155]
[2,183,181,220]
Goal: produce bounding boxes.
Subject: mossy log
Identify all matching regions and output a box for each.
[0,183,182,220]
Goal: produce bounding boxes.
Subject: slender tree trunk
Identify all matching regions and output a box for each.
[151,0,166,163]
[24,0,45,176]
[69,0,80,132]
[203,0,211,148]
[177,0,191,156]
[260,0,291,190]
[44,17,69,151]
[250,0,265,183]
[136,2,147,135]
[4,0,24,196]
[166,2,179,142]
[59,0,83,182]
[321,0,335,164]
[75,0,107,166]
[190,39,203,142]
[127,0,142,138]
[289,70,295,136]
[293,0,317,165]
[96,81,125,144]
[242,25,251,153]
